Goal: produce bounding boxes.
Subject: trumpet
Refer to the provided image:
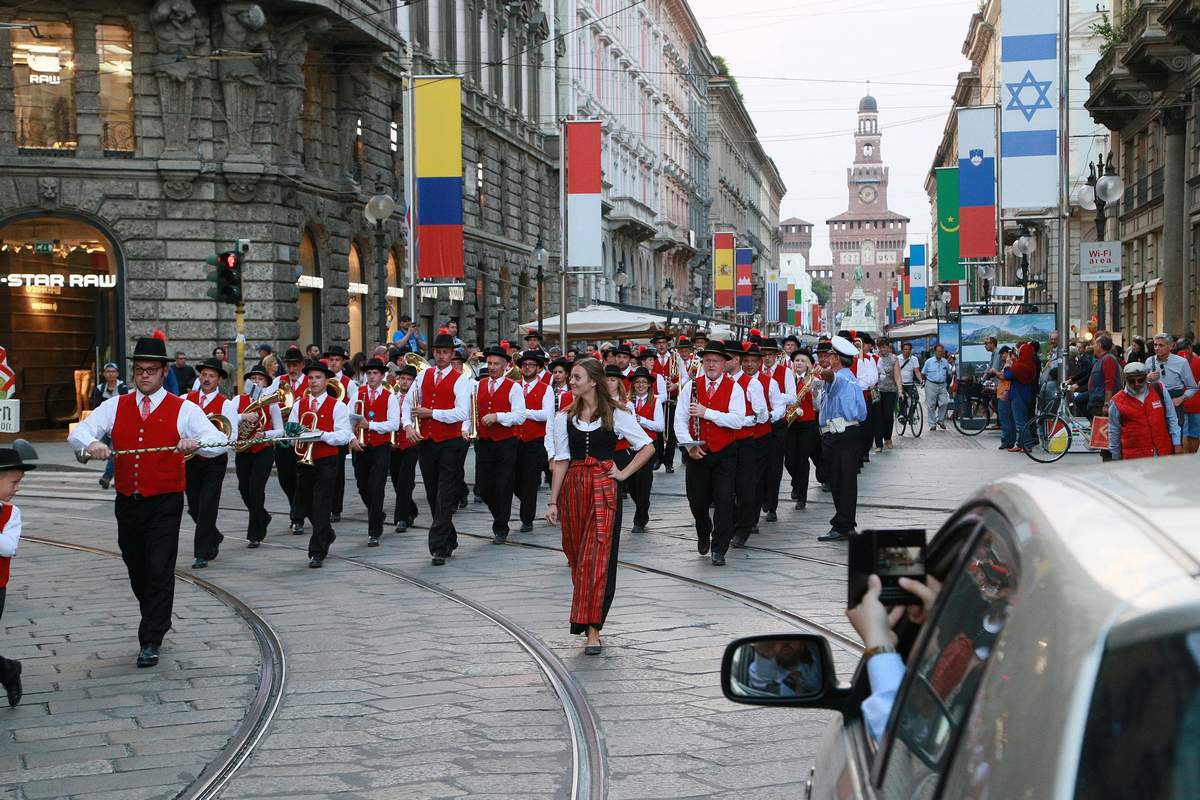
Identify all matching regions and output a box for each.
[465,386,480,440]
[353,400,367,446]
[296,411,319,465]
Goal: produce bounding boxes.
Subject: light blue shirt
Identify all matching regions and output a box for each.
[861,652,906,741]
[922,357,952,383]
[819,368,868,427]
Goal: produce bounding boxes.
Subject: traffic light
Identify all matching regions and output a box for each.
[206,250,243,305]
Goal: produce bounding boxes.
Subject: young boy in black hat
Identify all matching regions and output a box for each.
[351,359,401,547]
[185,358,241,569]
[235,365,285,548]
[277,346,309,534]
[389,364,421,531]
[0,447,35,706]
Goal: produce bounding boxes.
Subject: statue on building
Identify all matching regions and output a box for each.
[215,2,271,158]
[150,0,206,159]
[274,15,329,167]
[337,68,371,185]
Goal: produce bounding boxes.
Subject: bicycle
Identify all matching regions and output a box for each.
[895,385,924,437]
[952,377,993,436]
[1020,382,1101,463]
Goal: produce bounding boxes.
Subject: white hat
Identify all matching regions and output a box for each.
[831,335,858,358]
[1123,361,1148,376]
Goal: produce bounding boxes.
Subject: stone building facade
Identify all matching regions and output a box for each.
[0,0,407,431]
[778,217,813,265]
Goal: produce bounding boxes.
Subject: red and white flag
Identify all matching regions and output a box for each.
[565,120,602,269]
[0,346,15,398]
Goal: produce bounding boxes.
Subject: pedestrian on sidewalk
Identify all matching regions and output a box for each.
[1109,361,1182,460]
[91,362,129,489]
[922,344,952,430]
[546,358,653,655]
[0,447,35,706]
[873,339,901,451]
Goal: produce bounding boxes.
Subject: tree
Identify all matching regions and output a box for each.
[811,278,832,307]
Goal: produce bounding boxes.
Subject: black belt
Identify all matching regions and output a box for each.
[926,380,946,384]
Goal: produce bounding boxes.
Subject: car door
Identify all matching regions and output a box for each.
[871,508,1020,799]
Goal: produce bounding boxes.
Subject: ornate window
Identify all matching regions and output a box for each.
[348,243,367,356]
[12,21,77,152]
[97,24,134,155]
[298,231,323,349]
[441,0,457,67]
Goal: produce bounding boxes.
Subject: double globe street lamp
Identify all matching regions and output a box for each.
[364,186,399,347]
[1072,153,1124,330]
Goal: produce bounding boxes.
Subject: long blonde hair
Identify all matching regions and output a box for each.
[567,358,618,431]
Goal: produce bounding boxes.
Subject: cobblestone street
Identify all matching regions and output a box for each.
[3,428,1070,799]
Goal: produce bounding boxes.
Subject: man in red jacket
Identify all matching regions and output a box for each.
[1108,361,1183,460]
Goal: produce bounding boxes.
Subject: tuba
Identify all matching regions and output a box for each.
[296,411,319,465]
[234,385,289,452]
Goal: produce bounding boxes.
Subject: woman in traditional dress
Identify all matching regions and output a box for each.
[546,359,653,655]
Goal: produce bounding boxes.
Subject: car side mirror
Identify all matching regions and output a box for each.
[721,634,852,712]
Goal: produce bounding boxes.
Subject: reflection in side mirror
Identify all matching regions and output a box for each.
[721,634,851,712]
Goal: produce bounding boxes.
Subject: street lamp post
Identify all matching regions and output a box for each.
[364,185,397,347]
[533,238,547,337]
[662,277,675,329]
[615,259,629,304]
[1074,153,1124,331]
[1013,227,1037,312]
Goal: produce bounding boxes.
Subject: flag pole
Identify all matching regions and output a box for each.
[558,120,568,349]
[1057,0,1071,352]
[404,73,417,323]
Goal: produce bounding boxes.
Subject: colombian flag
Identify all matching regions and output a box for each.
[414,77,464,279]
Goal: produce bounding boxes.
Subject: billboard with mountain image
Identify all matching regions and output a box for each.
[959,312,1056,378]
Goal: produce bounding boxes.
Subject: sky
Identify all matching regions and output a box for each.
[687,0,984,266]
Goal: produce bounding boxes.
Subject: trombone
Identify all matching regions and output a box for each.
[296,411,319,465]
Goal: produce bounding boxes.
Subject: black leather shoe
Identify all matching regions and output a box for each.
[750,526,760,536]
[247,541,260,549]
[308,556,324,568]
[665,465,674,473]
[630,525,646,534]
[290,522,304,535]
[519,523,533,533]
[790,489,799,500]
[731,534,748,549]
[330,513,341,523]
[136,644,159,668]
[98,477,110,490]
[697,529,711,555]
[492,533,508,545]
[395,520,408,532]
[431,552,446,566]
[711,552,726,566]
[367,536,380,547]
[191,558,207,569]
[1,659,23,706]
[794,501,806,511]
[765,511,778,522]
[584,644,602,656]
[817,529,849,543]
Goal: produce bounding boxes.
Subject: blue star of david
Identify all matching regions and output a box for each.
[1006,70,1053,122]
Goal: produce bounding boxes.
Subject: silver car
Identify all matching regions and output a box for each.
[721,458,1200,798]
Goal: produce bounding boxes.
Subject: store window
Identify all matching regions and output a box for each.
[347,243,367,357]
[0,215,120,430]
[12,21,77,152]
[386,250,401,342]
[97,24,134,155]
[298,231,323,350]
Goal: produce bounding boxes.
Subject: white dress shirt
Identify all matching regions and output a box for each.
[774,364,798,403]
[287,391,355,446]
[401,366,472,427]
[631,393,665,433]
[766,376,789,423]
[732,371,769,425]
[0,503,22,558]
[479,378,527,428]
[358,385,402,434]
[550,408,653,461]
[68,387,230,458]
[855,355,879,391]
[673,374,747,448]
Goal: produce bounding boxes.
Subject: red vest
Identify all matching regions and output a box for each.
[1112,386,1175,459]
[1184,354,1200,414]
[236,394,272,454]
[693,375,738,453]
[771,363,790,393]
[392,391,417,451]
[0,503,13,588]
[553,388,573,413]
[337,373,352,404]
[517,380,551,442]
[477,377,517,442]
[539,370,552,386]
[112,393,186,496]
[795,379,817,422]
[735,373,756,440]
[186,390,226,416]
[298,394,339,461]
[632,394,658,441]
[285,372,307,395]
[754,373,773,436]
[357,385,394,448]
[421,368,464,442]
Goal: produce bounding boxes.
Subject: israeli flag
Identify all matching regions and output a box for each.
[1000,0,1059,210]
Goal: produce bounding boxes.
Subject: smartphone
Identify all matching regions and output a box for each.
[848,529,928,607]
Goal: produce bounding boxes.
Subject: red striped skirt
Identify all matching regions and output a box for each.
[559,457,622,634]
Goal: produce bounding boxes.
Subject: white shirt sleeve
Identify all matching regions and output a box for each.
[856,358,879,390]
[183,399,231,458]
[747,380,769,424]
[0,504,22,558]
[67,394,121,450]
[494,382,527,427]
[368,393,401,434]
[769,379,788,423]
[782,367,798,403]
[431,373,471,424]
[264,403,286,438]
[647,397,665,432]
[342,378,359,405]
[551,411,570,461]
[323,397,355,446]
[705,382,746,430]
[400,389,414,428]
[613,408,653,451]
[656,374,667,396]
[674,380,697,446]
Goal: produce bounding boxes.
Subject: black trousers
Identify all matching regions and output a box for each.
[734,435,766,538]
[875,391,898,446]
[332,445,349,514]
[684,444,737,555]
[275,447,302,524]
[661,401,678,468]
[185,453,226,560]
[0,587,12,677]
[822,429,859,534]
[298,455,338,558]
[475,437,519,535]
[420,437,468,555]
[784,420,822,507]
[859,401,875,461]
[389,446,420,525]
[352,444,391,536]
[514,437,548,525]
[627,453,654,528]
[115,491,184,647]
[761,420,788,513]
[235,447,275,542]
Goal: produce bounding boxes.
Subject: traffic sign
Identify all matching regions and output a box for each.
[0,399,20,433]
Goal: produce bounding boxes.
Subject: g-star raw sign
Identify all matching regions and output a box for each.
[1079,242,1121,282]
[3,273,118,288]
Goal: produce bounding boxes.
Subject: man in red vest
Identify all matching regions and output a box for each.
[514,350,552,534]
[322,345,358,524]
[69,336,217,667]
[185,358,241,569]
[287,359,354,567]
[404,329,473,565]
[350,359,401,547]
[389,364,420,532]
[472,346,527,544]
[628,367,664,533]
[730,343,770,549]
[276,347,308,534]
[759,338,796,523]
[674,341,747,566]
[0,446,35,705]
[1109,361,1183,460]
[651,333,682,474]
[235,365,285,548]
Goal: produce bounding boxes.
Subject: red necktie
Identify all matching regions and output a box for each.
[140,395,151,420]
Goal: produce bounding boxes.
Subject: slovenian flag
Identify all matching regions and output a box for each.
[735,248,753,314]
[414,77,464,279]
[565,120,602,269]
[958,107,998,258]
[713,233,734,309]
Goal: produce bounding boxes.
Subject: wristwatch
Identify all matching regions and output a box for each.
[863,644,897,660]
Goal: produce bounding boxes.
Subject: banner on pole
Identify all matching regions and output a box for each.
[713,233,734,309]
[565,120,602,269]
[786,283,796,326]
[735,247,754,314]
[958,107,998,258]
[414,77,464,280]
[766,271,779,323]
[935,168,964,282]
[1000,0,1060,210]
[909,244,928,309]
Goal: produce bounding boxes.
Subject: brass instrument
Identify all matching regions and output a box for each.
[784,375,817,426]
[404,352,430,372]
[353,399,367,446]
[278,380,295,413]
[465,383,480,440]
[184,413,233,461]
[328,378,344,402]
[688,378,703,442]
[296,411,319,465]
[504,353,521,381]
[234,385,290,452]
[400,353,432,438]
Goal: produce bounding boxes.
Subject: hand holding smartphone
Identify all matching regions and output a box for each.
[848,529,928,607]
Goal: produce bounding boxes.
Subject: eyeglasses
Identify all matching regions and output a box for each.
[131,366,163,376]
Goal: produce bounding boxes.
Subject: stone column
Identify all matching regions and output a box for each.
[0,22,16,157]
[71,11,103,158]
[1163,108,1187,336]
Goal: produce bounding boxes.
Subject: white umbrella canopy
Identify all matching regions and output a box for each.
[520,304,665,340]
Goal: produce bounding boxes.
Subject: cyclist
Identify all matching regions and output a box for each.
[897,342,923,427]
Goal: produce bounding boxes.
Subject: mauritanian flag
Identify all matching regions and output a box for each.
[565,120,602,268]
[713,233,734,309]
[957,107,998,258]
[735,247,754,314]
[935,167,964,282]
[414,77,464,279]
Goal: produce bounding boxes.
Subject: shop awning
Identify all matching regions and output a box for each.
[521,304,740,343]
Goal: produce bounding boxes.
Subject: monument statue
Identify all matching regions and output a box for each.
[150,0,205,159]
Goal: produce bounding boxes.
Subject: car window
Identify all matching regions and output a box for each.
[877,523,1018,800]
[1074,629,1200,799]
